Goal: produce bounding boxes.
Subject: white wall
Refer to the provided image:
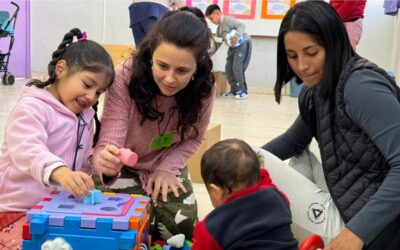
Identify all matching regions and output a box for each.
[103,0,133,45]
[30,0,396,92]
[31,0,107,76]
[357,0,394,70]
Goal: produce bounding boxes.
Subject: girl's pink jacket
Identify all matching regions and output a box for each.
[0,86,94,212]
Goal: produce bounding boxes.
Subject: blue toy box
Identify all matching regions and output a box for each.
[22,190,151,250]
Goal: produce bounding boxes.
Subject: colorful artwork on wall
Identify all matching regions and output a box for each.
[261,0,295,19]
[185,0,218,13]
[222,0,256,19]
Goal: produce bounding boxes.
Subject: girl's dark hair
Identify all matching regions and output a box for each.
[27,28,115,145]
[129,11,214,140]
[274,0,354,103]
[201,139,261,193]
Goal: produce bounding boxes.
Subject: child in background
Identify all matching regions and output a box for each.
[205,4,252,99]
[178,6,218,55]
[192,139,297,250]
[330,0,366,50]
[0,28,114,235]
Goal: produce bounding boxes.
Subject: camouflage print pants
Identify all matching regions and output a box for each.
[94,167,197,241]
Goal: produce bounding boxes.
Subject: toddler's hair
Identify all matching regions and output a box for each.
[201,138,261,193]
[28,28,114,88]
[26,28,115,145]
[27,28,115,145]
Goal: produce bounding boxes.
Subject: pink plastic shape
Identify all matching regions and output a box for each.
[118,148,138,167]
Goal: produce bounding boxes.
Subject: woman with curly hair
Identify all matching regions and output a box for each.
[93,11,215,241]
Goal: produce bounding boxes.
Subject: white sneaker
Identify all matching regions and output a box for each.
[220,91,235,97]
[235,91,248,99]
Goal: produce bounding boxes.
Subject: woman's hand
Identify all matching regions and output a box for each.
[51,166,94,199]
[324,227,364,250]
[146,170,187,202]
[94,144,123,177]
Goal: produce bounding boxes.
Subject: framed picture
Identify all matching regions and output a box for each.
[185,0,218,13]
[261,0,295,19]
[222,0,256,19]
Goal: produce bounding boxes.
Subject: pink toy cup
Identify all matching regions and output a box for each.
[118,148,138,167]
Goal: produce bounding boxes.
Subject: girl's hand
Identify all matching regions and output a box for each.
[50,166,95,199]
[146,170,187,202]
[324,227,364,250]
[94,144,123,177]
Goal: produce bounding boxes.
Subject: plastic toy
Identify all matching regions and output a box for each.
[41,237,72,250]
[299,234,324,250]
[225,29,243,48]
[150,234,192,250]
[119,148,138,167]
[83,189,102,205]
[22,190,151,250]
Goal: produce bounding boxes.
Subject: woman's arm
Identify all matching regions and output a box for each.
[262,114,313,160]
[343,69,400,245]
[93,62,132,178]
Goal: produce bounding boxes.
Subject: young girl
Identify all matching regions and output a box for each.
[0,28,114,234]
[93,11,215,241]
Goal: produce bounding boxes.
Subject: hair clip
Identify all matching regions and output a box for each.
[78,32,87,42]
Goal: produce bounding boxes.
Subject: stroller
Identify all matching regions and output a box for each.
[0,2,19,85]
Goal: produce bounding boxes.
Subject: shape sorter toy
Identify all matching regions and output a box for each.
[22,190,151,250]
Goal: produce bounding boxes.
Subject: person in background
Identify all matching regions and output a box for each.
[93,11,215,241]
[0,28,114,248]
[178,6,219,55]
[260,0,400,249]
[129,0,184,46]
[205,4,252,99]
[330,0,367,50]
[192,139,297,250]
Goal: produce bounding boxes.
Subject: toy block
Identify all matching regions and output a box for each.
[29,214,48,234]
[83,189,102,205]
[22,190,151,250]
[119,148,138,167]
[22,221,31,240]
[119,231,137,249]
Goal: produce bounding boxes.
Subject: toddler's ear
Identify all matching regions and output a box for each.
[208,183,226,208]
[208,184,224,195]
[55,60,68,78]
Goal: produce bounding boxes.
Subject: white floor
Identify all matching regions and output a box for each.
[0,79,306,235]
